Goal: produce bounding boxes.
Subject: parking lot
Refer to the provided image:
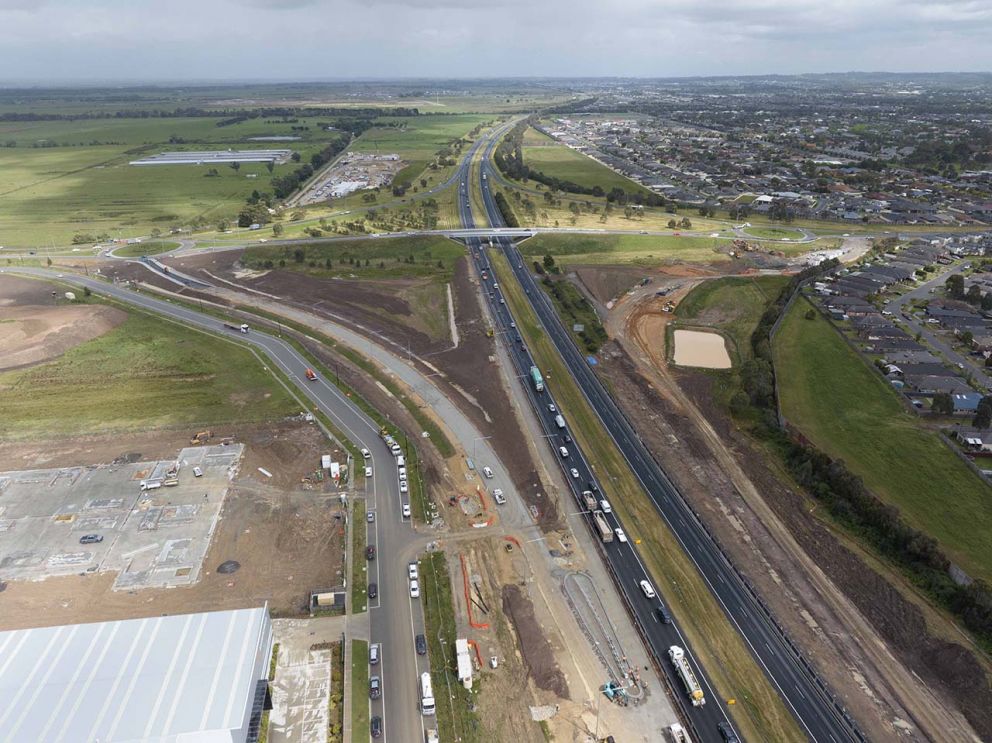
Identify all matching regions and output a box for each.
[0,444,242,590]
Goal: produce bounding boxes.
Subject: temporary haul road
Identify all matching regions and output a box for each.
[472,129,864,743]
[8,267,433,743]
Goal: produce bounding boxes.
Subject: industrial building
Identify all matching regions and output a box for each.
[130,149,292,166]
[0,606,273,743]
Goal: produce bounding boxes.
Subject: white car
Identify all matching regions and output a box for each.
[409,562,419,581]
[482,466,494,479]
[559,447,569,458]
[570,468,579,479]
[400,481,408,493]
[361,448,371,460]
[192,466,203,478]
[492,488,506,504]
[409,579,420,598]
[402,503,411,518]
[615,528,628,543]
[364,466,373,478]
[548,403,557,413]
[599,499,612,514]
[398,467,407,481]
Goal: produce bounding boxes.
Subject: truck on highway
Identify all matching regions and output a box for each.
[420,671,436,716]
[582,490,598,511]
[593,510,614,542]
[305,368,317,381]
[529,365,544,392]
[554,414,566,429]
[669,646,705,706]
[223,323,249,334]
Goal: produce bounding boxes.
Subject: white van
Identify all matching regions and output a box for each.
[599,499,612,514]
[558,447,569,458]
[554,415,566,429]
[396,455,406,467]
[398,466,407,481]
[639,580,656,599]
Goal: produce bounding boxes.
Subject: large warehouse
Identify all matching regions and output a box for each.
[0,606,273,743]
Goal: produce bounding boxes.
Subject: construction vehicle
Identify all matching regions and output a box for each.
[223,322,249,334]
[305,368,317,381]
[601,680,628,706]
[582,490,598,511]
[669,646,705,706]
[593,510,614,542]
[190,430,212,445]
[529,365,545,392]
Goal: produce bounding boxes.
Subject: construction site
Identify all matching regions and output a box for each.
[296,151,404,204]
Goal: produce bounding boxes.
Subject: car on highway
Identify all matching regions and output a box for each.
[639,580,656,599]
[409,579,420,598]
[587,481,599,493]
[371,716,382,739]
[657,605,672,625]
[402,503,411,518]
[500,298,505,304]
[558,447,569,458]
[600,499,612,514]
[717,722,741,743]
[361,448,371,459]
[409,562,419,581]
[570,468,579,479]
[369,676,381,699]
[415,634,427,655]
[482,466,494,479]
[368,583,378,599]
[365,466,373,478]
[366,545,376,561]
[548,403,556,413]
[79,534,103,545]
[563,433,572,443]
[614,528,628,543]
[510,321,516,328]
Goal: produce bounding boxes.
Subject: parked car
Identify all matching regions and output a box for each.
[79,534,103,545]
[409,562,419,581]
[369,643,380,665]
[368,583,378,599]
[361,448,371,459]
[415,634,427,655]
[369,676,381,699]
[192,466,203,478]
[402,504,411,518]
[409,579,420,598]
[366,545,376,561]
[400,481,408,493]
[365,466,373,478]
[367,510,375,523]
[371,716,382,738]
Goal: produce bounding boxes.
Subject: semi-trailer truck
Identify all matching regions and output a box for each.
[593,510,614,542]
[582,491,598,511]
[669,646,705,706]
[223,323,249,334]
[529,366,544,392]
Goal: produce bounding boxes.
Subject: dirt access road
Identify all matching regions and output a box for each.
[599,279,985,742]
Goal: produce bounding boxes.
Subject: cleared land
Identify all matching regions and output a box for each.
[0,307,297,440]
[520,126,655,196]
[774,296,992,582]
[491,251,804,742]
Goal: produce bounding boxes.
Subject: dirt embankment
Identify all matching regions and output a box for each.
[0,275,127,371]
[502,583,569,698]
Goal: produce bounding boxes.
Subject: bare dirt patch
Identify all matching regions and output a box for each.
[502,583,569,697]
[0,275,126,370]
[0,421,346,628]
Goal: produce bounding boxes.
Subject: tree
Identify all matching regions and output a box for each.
[967,284,984,306]
[230,161,240,172]
[973,396,992,428]
[931,392,954,415]
[543,254,556,270]
[961,330,975,347]
[667,219,677,229]
[265,161,274,173]
[945,273,965,299]
[83,286,91,297]
[293,248,305,263]
[272,223,284,237]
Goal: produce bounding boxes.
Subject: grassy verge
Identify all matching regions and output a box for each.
[420,551,483,743]
[112,240,180,257]
[351,500,368,613]
[0,304,297,440]
[328,642,345,743]
[491,251,804,742]
[350,640,370,743]
[774,296,992,583]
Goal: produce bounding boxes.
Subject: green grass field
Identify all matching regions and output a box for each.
[492,251,804,742]
[774,296,992,582]
[112,240,180,257]
[519,233,806,266]
[242,235,465,281]
[351,500,369,613]
[676,276,788,361]
[350,640,370,743]
[741,226,806,240]
[0,309,297,440]
[520,127,655,197]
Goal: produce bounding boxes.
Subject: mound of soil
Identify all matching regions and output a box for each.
[502,584,569,698]
[0,304,127,371]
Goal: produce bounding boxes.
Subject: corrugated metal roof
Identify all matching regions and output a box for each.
[0,607,270,743]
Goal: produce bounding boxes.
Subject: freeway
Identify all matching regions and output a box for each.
[471,131,865,742]
[8,267,430,743]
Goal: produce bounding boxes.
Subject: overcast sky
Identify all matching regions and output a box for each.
[2,0,991,82]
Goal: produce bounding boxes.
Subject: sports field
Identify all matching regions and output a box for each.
[773,296,992,582]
